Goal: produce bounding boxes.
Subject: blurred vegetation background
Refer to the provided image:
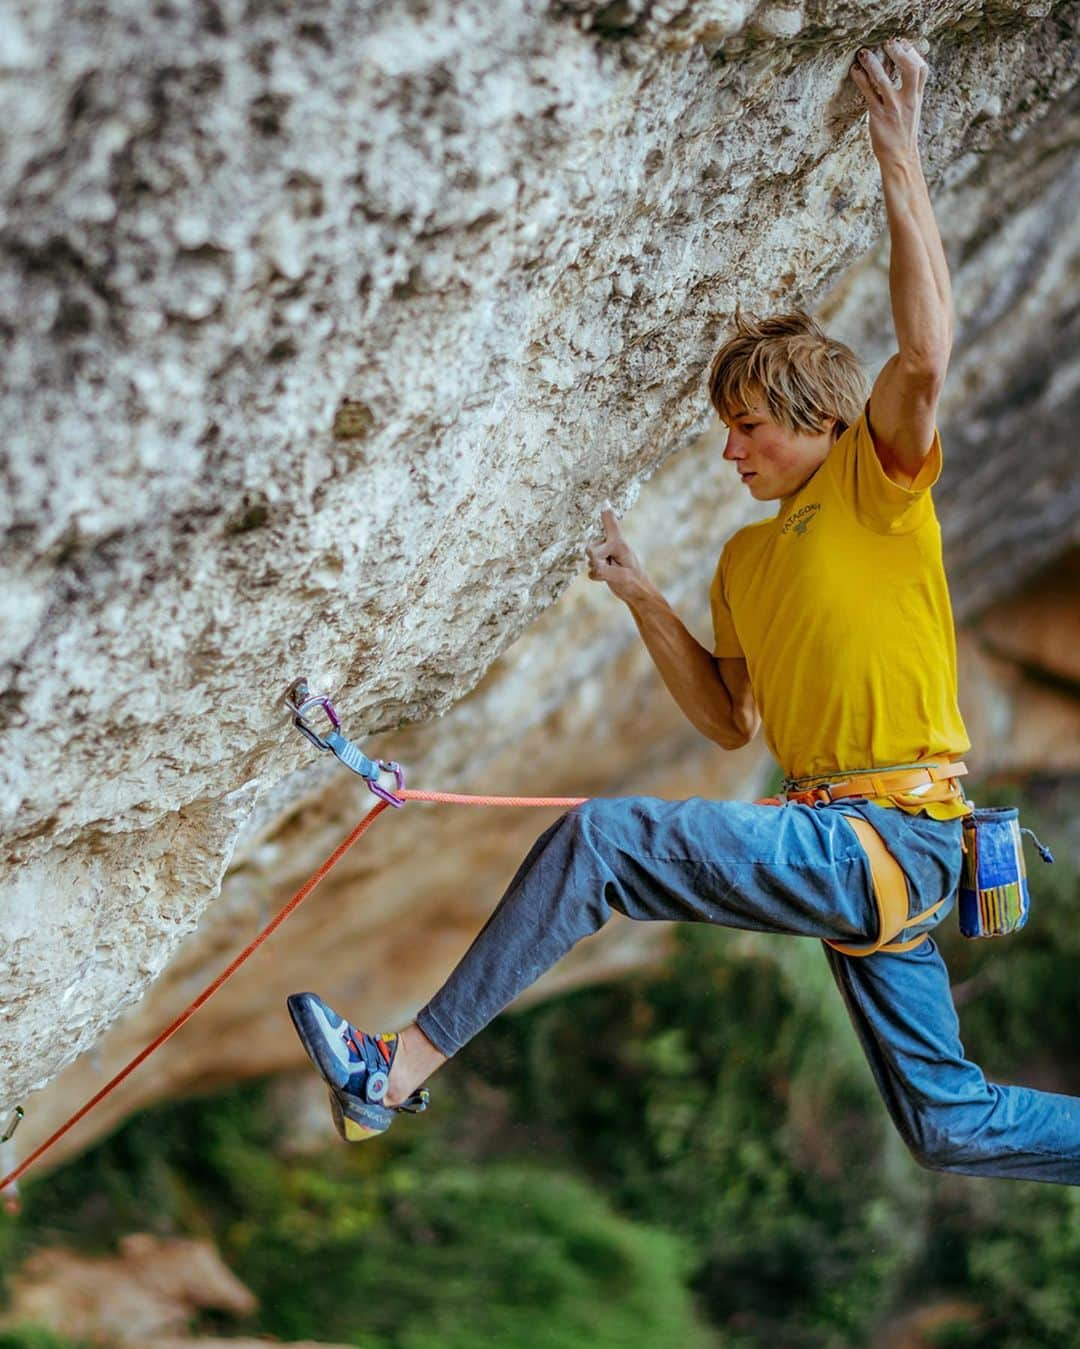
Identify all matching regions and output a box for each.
[2,779,1078,1348]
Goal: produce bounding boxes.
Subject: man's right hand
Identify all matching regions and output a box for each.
[586,508,758,748]
[585,509,652,605]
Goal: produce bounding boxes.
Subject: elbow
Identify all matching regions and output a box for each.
[701,716,745,751]
[895,326,949,385]
[897,340,951,390]
[713,712,760,752]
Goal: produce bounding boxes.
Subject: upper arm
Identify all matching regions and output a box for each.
[716,656,760,747]
[867,352,947,487]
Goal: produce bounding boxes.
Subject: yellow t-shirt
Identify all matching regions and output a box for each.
[710,408,971,820]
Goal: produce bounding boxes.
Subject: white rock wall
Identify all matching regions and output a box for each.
[1,0,1078,1138]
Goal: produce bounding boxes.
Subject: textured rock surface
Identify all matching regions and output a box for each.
[2,1234,256,1341]
[958,551,1080,780]
[2,0,1078,1166]
[970,548,1080,686]
[1,1232,348,1346]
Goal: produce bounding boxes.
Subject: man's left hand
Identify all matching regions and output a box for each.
[851,38,928,165]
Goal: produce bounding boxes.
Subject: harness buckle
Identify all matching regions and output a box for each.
[777,783,839,808]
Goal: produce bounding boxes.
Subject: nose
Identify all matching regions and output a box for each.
[722,429,745,461]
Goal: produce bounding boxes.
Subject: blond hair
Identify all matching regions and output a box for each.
[707,310,869,436]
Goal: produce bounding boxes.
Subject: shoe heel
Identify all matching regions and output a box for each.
[329,1091,383,1142]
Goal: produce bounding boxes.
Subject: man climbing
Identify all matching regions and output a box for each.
[288,39,1080,1182]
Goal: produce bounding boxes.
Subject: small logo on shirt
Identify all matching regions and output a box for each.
[781,503,821,537]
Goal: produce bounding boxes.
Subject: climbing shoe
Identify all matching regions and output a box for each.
[286,991,429,1142]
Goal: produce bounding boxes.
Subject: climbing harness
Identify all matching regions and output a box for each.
[766,760,970,809]
[758,760,970,957]
[829,814,945,958]
[761,761,1054,951]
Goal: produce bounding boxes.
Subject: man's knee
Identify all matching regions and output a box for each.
[565,797,624,842]
[559,800,633,916]
[901,1109,993,1174]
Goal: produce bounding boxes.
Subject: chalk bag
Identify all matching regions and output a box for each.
[959,807,1054,939]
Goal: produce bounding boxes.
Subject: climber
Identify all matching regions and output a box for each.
[288,38,1080,1181]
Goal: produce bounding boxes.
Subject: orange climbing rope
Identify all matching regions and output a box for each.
[403,789,586,808]
[0,787,587,1203]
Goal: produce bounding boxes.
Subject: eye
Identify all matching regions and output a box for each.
[740,422,757,433]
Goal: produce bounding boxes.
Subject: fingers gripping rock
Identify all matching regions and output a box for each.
[584,509,649,601]
[850,35,928,161]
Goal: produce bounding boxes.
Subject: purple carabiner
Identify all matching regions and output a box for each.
[285,678,341,751]
[369,759,406,808]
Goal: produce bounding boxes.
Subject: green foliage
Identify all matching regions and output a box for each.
[10,1082,270,1251]
[235,1165,709,1349]
[0,1331,85,1349]
[962,1186,1080,1344]
[903,1181,1080,1348]
[469,926,922,1345]
[9,1086,710,1348]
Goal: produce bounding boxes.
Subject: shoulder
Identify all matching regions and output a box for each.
[828,403,943,534]
[721,518,774,562]
[712,521,773,609]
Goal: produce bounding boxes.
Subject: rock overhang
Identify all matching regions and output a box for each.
[1,0,1078,1148]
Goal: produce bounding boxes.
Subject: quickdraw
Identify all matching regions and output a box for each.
[284,678,406,807]
[1,1106,23,1213]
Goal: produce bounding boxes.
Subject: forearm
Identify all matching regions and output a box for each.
[878,151,952,368]
[625,584,748,750]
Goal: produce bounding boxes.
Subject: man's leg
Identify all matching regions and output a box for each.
[825,938,1080,1184]
[390,795,878,1103]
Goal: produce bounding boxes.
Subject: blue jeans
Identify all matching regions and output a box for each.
[416,797,1080,1184]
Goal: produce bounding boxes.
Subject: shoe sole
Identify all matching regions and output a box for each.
[328,1089,392,1142]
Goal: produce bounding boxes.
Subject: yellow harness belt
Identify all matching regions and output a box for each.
[760,761,969,958]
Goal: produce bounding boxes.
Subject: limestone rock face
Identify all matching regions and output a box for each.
[2,1234,257,1342]
[1,0,1078,1167]
[958,551,1080,781]
[970,549,1080,687]
[0,1231,352,1346]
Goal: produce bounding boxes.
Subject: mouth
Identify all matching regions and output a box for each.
[740,471,757,484]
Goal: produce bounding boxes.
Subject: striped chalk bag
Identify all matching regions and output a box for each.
[958,806,1055,939]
